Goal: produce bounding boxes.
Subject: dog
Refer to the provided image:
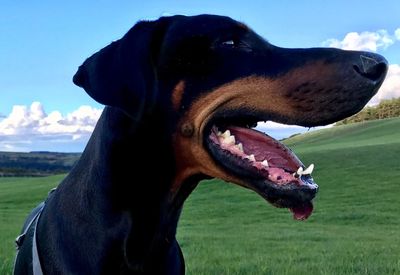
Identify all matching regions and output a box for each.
[14,14,387,274]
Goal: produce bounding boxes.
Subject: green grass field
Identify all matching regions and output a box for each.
[0,175,61,274]
[1,118,400,274]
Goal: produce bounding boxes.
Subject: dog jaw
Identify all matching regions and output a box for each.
[170,76,322,219]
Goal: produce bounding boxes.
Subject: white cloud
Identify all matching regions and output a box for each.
[368,64,400,105]
[395,28,400,40]
[322,29,395,52]
[0,102,103,152]
[322,29,400,106]
[36,105,101,135]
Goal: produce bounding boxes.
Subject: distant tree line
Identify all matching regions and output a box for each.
[336,98,400,125]
[0,151,80,177]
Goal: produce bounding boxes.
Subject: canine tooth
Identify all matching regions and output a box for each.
[297,167,304,175]
[261,160,269,167]
[236,143,244,152]
[302,164,314,175]
[217,131,222,136]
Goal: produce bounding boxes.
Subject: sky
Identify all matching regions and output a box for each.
[0,0,399,152]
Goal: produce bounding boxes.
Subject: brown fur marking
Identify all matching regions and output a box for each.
[171,61,339,193]
[172,80,186,111]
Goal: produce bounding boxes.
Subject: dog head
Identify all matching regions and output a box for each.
[73,14,387,220]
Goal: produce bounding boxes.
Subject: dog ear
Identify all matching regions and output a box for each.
[73,19,169,120]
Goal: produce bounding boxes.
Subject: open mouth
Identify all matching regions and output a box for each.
[205,117,318,220]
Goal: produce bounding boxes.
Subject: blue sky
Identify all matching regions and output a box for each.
[1,1,399,152]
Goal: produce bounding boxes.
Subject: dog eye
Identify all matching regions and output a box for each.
[219,39,252,52]
[221,40,236,46]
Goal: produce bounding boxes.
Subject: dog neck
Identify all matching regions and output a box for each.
[39,107,198,273]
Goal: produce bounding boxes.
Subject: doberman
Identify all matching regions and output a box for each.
[14,14,387,274]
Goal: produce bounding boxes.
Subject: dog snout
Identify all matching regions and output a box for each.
[353,52,388,82]
[298,185,318,202]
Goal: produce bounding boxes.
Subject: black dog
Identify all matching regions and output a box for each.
[14,14,387,274]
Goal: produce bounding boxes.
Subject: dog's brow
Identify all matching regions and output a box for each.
[235,22,248,31]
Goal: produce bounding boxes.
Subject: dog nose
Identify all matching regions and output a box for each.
[353,52,388,82]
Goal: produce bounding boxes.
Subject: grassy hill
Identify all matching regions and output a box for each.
[0,175,62,273]
[1,118,399,274]
[177,117,400,274]
[284,117,400,151]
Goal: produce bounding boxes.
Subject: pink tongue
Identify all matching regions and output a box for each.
[290,203,314,220]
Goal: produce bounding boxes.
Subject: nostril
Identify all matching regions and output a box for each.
[368,62,388,80]
[354,55,388,81]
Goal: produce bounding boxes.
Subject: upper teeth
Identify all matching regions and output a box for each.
[297,166,303,175]
[294,164,314,177]
[217,129,258,162]
[303,163,314,175]
[216,128,317,172]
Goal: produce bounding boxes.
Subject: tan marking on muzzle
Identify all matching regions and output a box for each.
[171,61,337,190]
[171,76,282,191]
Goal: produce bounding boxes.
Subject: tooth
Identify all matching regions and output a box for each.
[223,135,235,145]
[297,167,303,176]
[236,143,244,152]
[248,154,255,162]
[302,164,314,175]
[217,131,222,136]
[222,130,231,139]
[261,160,269,167]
